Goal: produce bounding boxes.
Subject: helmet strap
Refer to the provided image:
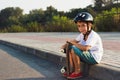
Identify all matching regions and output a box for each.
[83,22,92,41]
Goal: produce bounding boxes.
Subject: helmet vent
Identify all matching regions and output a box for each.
[82,14,85,18]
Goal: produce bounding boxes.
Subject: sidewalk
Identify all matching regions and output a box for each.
[0,32,120,80]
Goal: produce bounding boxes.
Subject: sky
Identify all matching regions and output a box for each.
[0,0,94,14]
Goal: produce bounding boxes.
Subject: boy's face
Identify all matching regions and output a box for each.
[76,21,88,34]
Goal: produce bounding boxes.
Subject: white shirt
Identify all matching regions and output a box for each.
[75,30,103,63]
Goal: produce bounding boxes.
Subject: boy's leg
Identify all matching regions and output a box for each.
[69,51,74,72]
[71,49,81,73]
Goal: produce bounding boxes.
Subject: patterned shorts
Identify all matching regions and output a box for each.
[71,45,97,64]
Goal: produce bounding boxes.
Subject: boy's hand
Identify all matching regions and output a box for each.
[67,40,76,45]
[61,43,67,49]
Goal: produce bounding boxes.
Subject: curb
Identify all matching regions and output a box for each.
[0,40,66,66]
[0,40,120,80]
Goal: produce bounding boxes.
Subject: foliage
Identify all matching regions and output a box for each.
[6,25,26,32]
[45,15,77,32]
[95,8,120,31]
[0,3,120,32]
[26,22,44,32]
[0,7,23,28]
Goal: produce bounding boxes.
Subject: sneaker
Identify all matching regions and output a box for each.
[67,72,83,79]
[62,72,71,77]
[62,72,67,77]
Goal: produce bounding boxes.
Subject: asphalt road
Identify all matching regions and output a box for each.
[0,44,64,80]
[0,44,96,80]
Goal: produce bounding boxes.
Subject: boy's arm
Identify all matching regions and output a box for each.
[61,39,78,49]
[67,40,91,51]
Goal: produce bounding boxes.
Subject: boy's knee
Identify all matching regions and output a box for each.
[71,48,74,54]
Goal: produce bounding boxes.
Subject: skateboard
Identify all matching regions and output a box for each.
[66,42,71,79]
[60,42,71,80]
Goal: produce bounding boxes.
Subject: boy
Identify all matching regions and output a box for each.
[61,12,103,79]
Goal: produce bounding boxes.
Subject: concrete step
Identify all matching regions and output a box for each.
[0,40,120,80]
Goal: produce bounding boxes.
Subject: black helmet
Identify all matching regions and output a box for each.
[74,12,93,23]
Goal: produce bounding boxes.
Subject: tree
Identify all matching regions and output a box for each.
[0,7,23,28]
[46,15,77,32]
[102,0,116,6]
[95,8,120,31]
[29,9,45,24]
[65,8,87,19]
[44,6,58,22]
[94,0,103,11]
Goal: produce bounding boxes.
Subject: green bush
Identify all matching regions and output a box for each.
[26,22,44,32]
[3,25,27,32]
[94,8,120,32]
[45,15,77,32]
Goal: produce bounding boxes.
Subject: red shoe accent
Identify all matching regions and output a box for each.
[62,72,67,77]
[67,72,83,79]
[62,72,71,77]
